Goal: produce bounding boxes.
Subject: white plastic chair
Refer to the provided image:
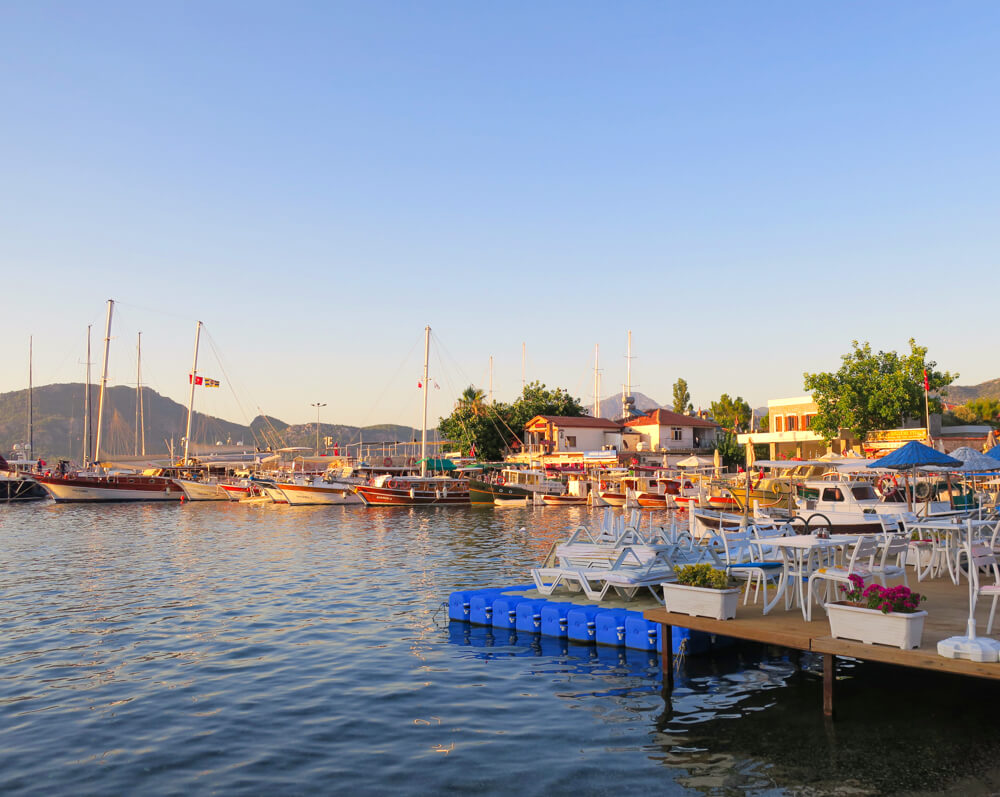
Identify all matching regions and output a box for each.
[806,535,879,622]
[967,541,1000,634]
[872,517,909,587]
[715,529,783,612]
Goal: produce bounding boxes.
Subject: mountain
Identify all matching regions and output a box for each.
[0,384,430,461]
[596,391,663,420]
[945,378,1000,405]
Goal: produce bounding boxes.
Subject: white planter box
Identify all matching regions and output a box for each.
[661,583,741,620]
[826,602,927,650]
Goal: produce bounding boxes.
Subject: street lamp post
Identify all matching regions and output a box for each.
[311,402,327,455]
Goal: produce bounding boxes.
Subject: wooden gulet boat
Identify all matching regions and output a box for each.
[351,326,470,508]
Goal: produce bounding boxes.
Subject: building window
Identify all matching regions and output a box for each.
[672,427,683,441]
[566,436,577,448]
[786,415,798,431]
[774,416,784,433]
[803,414,813,429]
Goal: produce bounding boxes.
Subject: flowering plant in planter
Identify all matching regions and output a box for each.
[839,574,926,614]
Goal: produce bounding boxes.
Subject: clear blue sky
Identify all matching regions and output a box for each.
[2,1,997,431]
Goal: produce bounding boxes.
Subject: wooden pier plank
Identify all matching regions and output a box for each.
[645,576,1000,683]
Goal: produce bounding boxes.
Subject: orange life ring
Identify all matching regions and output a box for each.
[877,473,898,494]
[383,457,392,467]
[599,481,607,490]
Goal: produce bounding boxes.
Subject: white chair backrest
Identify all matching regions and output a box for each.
[879,533,909,564]
[879,515,902,535]
[720,530,755,564]
[847,536,879,570]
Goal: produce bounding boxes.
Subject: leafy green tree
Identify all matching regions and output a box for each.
[710,394,752,432]
[437,381,586,460]
[757,413,769,432]
[803,339,956,442]
[954,398,1000,425]
[711,431,743,469]
[672,378,693,414]
[507,381,588,431]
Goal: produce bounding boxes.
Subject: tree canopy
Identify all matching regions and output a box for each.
[803,339,957,442]
[952,398,1000,426]
[672,378,693,414]
[710,394,752,432]
[437,381,587,460]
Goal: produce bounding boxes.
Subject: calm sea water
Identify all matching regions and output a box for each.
[2,501,1000,796]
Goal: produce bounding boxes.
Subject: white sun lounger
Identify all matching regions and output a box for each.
[531,547,677,604]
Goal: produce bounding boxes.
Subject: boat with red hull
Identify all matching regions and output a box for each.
[34,473,182,502]
[355,475,469,506]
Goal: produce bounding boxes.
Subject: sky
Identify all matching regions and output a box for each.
[2,1,997,432]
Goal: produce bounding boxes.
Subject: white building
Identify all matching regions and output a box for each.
[623,409,720,451]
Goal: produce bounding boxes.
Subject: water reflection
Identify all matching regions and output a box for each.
[2,502,1000,795]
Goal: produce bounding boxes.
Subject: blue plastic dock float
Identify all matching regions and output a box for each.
[594,609,630,647]
[540,602,575,638]
[446,585,734,655]
[514,599,548,633]
[566,605,603,643]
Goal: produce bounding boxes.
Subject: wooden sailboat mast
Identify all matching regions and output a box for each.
[84,325,92,468]
[135,332,144,457]
[94,299,114,465]
[420,325,430,477]
[183,321,203,466]
[27,336,33,459]
[593,344,600,418]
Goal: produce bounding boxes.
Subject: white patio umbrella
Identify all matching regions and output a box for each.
[675,455,714,469]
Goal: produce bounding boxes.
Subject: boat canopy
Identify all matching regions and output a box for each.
[420,457,456,471]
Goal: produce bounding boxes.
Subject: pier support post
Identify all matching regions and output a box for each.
[823,653,835,718]
[660,624,673,690]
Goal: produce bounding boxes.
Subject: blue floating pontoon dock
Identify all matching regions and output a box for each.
[448,584,733,654]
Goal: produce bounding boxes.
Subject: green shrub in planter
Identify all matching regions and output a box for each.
[673,563,733,590]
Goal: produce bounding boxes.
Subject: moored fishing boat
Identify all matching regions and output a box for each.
[541,492,588,506]
[468,467,564,504]
[174,478,228,501]
[0,456,47,502]
[276,475,363,506]
[494,496,529,506]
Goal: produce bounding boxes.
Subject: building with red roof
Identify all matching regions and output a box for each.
[623,409,720,452]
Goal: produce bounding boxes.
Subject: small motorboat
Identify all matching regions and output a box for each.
[494,496,529,507]
[542,494,588,506]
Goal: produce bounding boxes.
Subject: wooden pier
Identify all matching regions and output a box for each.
[645,576,1000,717]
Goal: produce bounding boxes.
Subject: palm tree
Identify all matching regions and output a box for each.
[458,386,487,417]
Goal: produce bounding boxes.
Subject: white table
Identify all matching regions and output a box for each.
[907,518,996,584]
[767,535,864,620]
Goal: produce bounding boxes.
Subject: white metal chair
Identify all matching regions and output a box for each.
[806,535,879,622]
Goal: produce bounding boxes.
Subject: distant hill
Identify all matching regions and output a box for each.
[596,391,663,420]
[0,384,431,461]
[946,378,1000,405]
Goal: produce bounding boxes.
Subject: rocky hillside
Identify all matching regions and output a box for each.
[945,378,1000,405]
[0,384,427,461]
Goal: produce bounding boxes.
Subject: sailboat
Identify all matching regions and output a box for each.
[35,302,183,503]
[354,327,470,506]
